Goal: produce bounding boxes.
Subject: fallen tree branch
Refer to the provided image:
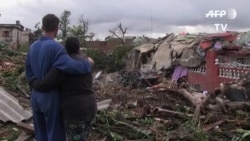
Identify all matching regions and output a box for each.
[153,107,193,118]
[203,119,226,132]
[177,89,208,120]
[177,89,204,106]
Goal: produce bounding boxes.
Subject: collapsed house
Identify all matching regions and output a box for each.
[125,31,250,91]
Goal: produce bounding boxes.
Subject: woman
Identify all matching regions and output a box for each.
[29,36,97,141]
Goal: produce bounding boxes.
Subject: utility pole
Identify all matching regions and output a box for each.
[150,9,153,38]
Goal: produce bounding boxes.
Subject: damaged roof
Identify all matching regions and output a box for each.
[134,43,155,53]
[203,32,238,41]
[0,87,32,123]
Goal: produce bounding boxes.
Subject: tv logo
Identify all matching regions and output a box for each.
[205,9,237,32]
[205,9,237,20]
[214,24,227,32]
[205,8,237,20]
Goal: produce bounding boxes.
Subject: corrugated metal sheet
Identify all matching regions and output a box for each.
[0,86,32,123]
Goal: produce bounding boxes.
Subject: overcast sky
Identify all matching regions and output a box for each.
[0,0,249,39]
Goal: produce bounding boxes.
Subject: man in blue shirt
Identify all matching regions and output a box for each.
[25,14,91,141]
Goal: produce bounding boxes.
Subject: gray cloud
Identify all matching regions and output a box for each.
[0,0,249,39]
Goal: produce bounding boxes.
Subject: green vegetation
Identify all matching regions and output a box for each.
[94,111,153,141]
[0,123,21,141]
[0,42,28,92]
[17,45,29,53]
[179,119,209,141]
[58,10,94,46]
[86,45,133,72]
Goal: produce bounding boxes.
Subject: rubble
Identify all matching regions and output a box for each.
[1,32,250,140]
[89,76,250,140]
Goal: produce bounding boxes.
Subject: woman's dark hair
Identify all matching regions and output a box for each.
[42,14,60,32]
[65,36,80,54]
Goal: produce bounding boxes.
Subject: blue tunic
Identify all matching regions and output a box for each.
[25,36,91,141]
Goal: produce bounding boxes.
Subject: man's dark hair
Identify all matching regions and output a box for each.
[42,14,60,32]
[65,36,80,54]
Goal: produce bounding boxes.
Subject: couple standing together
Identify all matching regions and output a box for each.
[25,14,97,141]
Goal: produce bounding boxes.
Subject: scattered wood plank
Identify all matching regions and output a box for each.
[16,122,34,133]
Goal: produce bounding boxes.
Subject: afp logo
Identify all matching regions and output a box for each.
[205,9,237,20]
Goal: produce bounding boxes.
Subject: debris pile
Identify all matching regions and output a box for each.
[1,31,250,141]
[90,74,250,141]
[0,43,32,140]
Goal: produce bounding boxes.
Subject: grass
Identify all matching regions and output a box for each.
[178,119,209,141]
[17,46,29,53]
[0,123,21,141]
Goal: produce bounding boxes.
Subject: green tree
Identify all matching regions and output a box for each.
[86,45,133,72]
[69,15,94,46]
[59,10,71,40]
[85,49,106,70]
[69,25,82,37]
[34,22,42,37]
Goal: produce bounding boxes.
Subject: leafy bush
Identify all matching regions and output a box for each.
[86,46,133,72]
[17,45,29,53]
[85,49,106,70]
